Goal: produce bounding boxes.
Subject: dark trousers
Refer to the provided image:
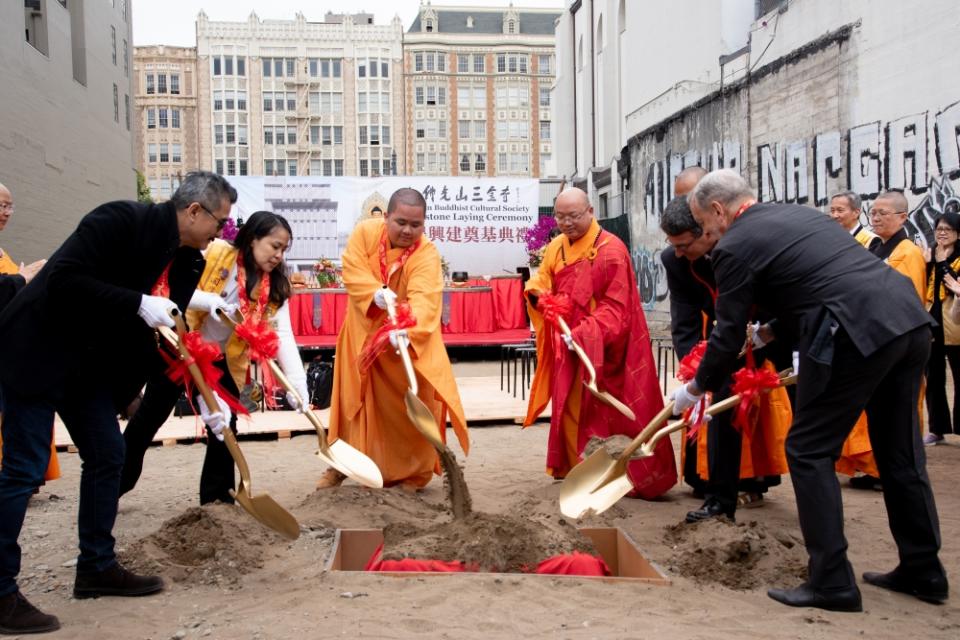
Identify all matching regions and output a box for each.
[704,410,741,510]
[925,333,960,435]
[120,361,239,505]
[788,325,944,591]
[0,380,124,596]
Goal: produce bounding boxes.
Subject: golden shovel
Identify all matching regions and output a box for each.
[158,312,301,540]
[215,310,383,489]
[383,291,445,449]
[557,317,636,421]
[559,371,797,520]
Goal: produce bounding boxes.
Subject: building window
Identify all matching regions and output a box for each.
[458,55,469,73]
[216,160,224,175]
[458,120,470,139]
[538,54,553,75]
[112,84,119,122]
[146,109,156,129]
[159,144,169,163]
[382,126,390,145]
[215,126,224,145]
[124,94,130,130]
[224,91,234,110]
[474,54,485,73]
[237,58,246,76]
[24,0,49,55]
[334,159,344,176]
[238,126,248,145]
[170,74,180,95]
[539,87,550,107]
[415,87,424,105]
[158,108,168,128]
[460,154,471,172]
[226,125,235,144]
[263,128,272,145]
[475,153,486,172]
[147,144,157,163]
[288,160,297,176]
[237,92,247,110]
[213,57,221,75]
[171,109,180,129]
[157,74,167,94]
[123,40,128,76]
[539,121,551,140]
[214,91,223,110]
[474,120,486,139]
[359,126,368,145]
[360,159,368,176]
[225,56,234,75]
[172,144,182,163]
[110,26,117,65]
[414,53,423,72]
[146,74,155,94]
[239,160,248,176]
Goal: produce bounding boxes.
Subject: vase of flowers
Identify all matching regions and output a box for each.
[313,258,340,288]
[524,216,558,268]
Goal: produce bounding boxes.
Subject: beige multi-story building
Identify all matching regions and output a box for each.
[403,4,561,178]
[195,11,405,179]
[0,0,135,261]
[133,46,200,201]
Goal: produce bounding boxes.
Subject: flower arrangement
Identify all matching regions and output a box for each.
[221,217,239,242]
[312,257,341,288]
[524,216,558,267]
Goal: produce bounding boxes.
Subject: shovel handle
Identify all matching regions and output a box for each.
[383,288,419,395]
[157,313,254,489]
[557,317,598,386]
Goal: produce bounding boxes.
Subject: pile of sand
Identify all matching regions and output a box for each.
[382,511,596,572]
[663,518,808,590]
[120,504,292,586]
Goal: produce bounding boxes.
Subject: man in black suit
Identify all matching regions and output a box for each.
[673,169,946,612]
[0,172,236,635]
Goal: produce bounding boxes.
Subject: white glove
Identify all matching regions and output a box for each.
[670,382,704,415]
[198,392,231,442]
[561,333,575,351]
[389,328,408,350]
[138,294,178,329]
[792,350,800,376]
[749,322,770,349]
[373,287,397,310]
[189,290,237,321]
[286,383,310,412]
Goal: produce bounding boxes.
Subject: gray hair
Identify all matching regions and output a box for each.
[170,171,237,212]
[831,190,861,211]
[660,196,702,237]
[688,169,754,212]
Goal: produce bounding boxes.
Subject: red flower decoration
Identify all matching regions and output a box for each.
[677,341,707,382]
[536,292,573,327]
[358,302,418,373]
[730,365,781,432]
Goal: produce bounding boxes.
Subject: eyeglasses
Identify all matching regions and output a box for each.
[0,203,13,212]
[554,208,590,225]
[935,227,956,234]
[870,208,904,218]
[199,204,229,231]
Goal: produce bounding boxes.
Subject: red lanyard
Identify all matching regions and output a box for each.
[378,230,420,284]
[235,259,270,325]
[151,263,172,298]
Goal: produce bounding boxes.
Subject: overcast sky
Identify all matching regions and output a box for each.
[133,1,565,47]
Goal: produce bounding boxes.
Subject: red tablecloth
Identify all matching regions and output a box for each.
[288,277,526,343]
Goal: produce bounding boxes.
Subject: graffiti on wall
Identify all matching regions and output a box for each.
[632,246,668,310]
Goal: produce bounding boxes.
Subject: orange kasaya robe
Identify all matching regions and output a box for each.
[328,218,468,488]
[523,219,677,499]
[0,250,60,482]
[694,359,792,480]
[837,236,926,477]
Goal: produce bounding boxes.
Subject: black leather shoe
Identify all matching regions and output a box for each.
[849,474,882,491]
[685,497,735,523]
[0,590,60,634]
[863,569,949,604]
[74,563,164,599]
[767,583,862,612]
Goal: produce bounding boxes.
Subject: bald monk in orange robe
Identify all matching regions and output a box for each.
[318,188,469,490]
[523,188,676,498]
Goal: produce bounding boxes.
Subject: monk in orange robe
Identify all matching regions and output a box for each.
[319,188,469,490]
[523,188,676,499]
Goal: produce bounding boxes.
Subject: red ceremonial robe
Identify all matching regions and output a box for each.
[524,226,677,499]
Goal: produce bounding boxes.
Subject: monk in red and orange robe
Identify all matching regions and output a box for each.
[321,188,469,490]
[523,188,676,499]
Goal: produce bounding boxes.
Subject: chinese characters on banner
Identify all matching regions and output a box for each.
[228,176,540,275]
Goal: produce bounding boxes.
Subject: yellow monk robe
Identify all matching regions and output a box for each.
[838,236,926,477]
[0,250,61,481]
[329,218,468,488]
[695,359,792,480]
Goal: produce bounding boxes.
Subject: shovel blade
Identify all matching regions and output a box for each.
[232,487,301,540]
[318,441,384,489]
[405,390,444,449]
[559,448,619,518]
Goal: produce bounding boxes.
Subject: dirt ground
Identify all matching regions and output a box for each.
[16,421,960,639]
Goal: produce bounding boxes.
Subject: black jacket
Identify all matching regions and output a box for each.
[0,274,25,311]
[661,249,716,360]
[0,200,204,406]
[694,202,933,392]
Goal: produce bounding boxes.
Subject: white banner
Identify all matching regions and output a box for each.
[228,176,539,276]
